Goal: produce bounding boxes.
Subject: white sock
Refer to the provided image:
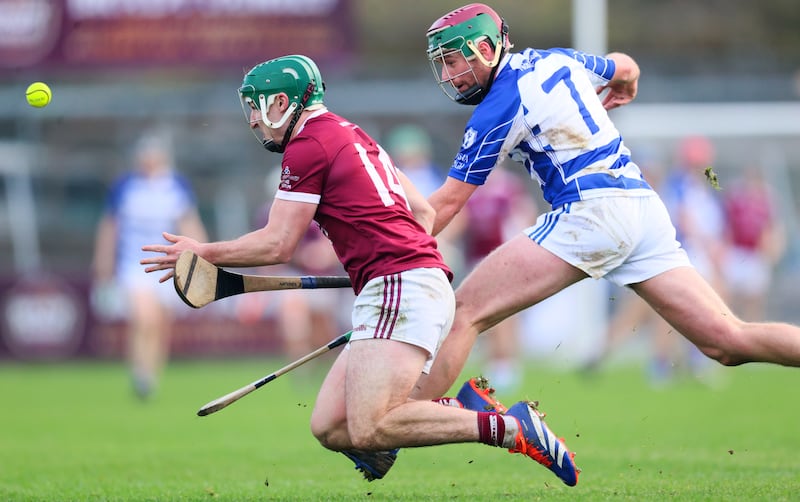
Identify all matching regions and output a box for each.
[501,415,519,448]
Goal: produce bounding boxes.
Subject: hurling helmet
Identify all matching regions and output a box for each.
[426,3,510,105]
[239,55,325,152]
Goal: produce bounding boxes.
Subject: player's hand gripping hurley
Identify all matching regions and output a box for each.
[173,250,352,308]
[197,332,351,416]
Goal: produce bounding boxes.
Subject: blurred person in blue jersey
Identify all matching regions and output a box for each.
[410,3,800,408]
[92,128,207,399]
[655,136,728,381]
[385,124,445,198]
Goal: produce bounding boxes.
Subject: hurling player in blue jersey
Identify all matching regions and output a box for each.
[412,3,800,407]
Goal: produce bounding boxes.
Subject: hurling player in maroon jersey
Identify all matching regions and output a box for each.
[140,55,579,487]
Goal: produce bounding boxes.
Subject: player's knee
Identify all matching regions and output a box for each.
[309,420,329,448]
[310,411,339,450]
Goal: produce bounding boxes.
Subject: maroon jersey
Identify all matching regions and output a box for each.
[464,168,525,264]
[723,181,775,251]
[274,110,451,293]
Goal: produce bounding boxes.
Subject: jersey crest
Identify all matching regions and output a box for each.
[280,165,299,191]
[462,127,478,149]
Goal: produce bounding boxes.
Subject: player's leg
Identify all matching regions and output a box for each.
[346,338,481,449]
[317,266,579,484]
[309,348,349,447]
[413,233,587,400]
[128,286,170,398]
[632,266,800,366]
[346,337,579,485]
[312,269,499,479]
[605,194,800,368]
[311,346,401,482]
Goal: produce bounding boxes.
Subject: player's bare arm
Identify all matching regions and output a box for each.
[428,177,479,236]
[397,169,435,234]
[91,214,118,283]
[598,52,640,110]
[177,207,209,243]
[141,197,316,281]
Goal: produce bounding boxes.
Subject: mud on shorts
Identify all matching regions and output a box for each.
[524,194,692,287]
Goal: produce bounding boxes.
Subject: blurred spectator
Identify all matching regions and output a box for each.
[235,172,354,384]
[385,124,444,197]
[722,165,786,321]
[91,128,207,399]
[662,136,727,285]
[385,123,464,276]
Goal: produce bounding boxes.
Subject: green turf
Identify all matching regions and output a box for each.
[0,357,797,501]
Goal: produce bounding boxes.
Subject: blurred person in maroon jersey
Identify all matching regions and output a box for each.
[236,173,354,385]
[460,162,537,392]
[722,165,786,322]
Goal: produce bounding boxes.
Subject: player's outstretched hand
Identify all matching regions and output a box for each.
[140,232,201,283]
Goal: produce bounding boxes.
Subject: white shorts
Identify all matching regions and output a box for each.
[116,265,180,305]
[724,246,771,296]
[524,195,692,287]
[349,268,455,373]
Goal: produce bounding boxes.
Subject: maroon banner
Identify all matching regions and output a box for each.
[0,274,283,361]
[0,0,355,71]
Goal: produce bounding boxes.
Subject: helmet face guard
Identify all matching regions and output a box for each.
[426,3,510,105]
[427,44,487,105]
[238,55,325,152]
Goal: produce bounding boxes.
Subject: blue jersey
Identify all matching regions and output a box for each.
[106,170,196,278]
[449,48,653,209]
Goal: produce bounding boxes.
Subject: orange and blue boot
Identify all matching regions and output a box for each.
[505,400,579,487]
[456,376,508,413]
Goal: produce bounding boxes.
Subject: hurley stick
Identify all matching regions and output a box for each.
[173,250,351,308]
[197,332,352,416]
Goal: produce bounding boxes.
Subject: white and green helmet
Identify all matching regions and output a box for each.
[426,3,510,105]
[239,54,325,152]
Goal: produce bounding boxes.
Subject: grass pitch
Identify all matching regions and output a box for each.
[0,355,798,501]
